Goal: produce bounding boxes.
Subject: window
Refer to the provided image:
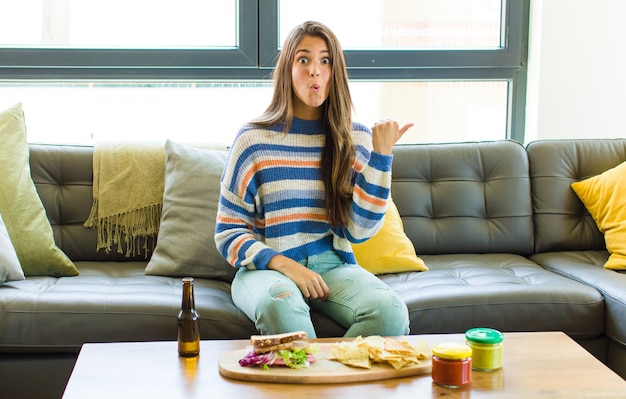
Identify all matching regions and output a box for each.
[2,0,238,48]
[279,1,503,50]
[0,0,528,145]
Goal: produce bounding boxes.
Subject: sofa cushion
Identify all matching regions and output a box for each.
[145,140,236,282]
[527,139,626,253]
[0,261,256,349]
[531,251,626,348]
[380,253,605,339]
[352,197,428,274]
[0,213,24,284]
[0,103,78,277]
[571,161,626,270]
[391,140,533,255]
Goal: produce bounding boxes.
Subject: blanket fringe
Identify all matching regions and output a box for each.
[85,200,161,258]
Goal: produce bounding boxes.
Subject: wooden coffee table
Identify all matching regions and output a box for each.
[62,332,626,399]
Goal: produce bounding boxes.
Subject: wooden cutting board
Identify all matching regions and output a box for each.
[218,343,432,384]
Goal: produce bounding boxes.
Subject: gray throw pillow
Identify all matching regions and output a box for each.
[145,140,236,282]
[0,213,25,284]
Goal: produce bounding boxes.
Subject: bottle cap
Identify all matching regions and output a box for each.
[465,328,504,344]
[432,342,472,359]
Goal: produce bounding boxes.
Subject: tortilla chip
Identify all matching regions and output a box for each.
[328,342,371,369]
[328,336,431,370]
[339,347,371,369]
[384,338,415,355]
[410,339,431,358]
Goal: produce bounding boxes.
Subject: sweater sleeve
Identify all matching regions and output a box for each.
[213,139,278,270]
[339,126,393,243]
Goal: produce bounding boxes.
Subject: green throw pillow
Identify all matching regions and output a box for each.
[0,103,78,276]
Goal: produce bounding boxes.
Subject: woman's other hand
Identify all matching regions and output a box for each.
[268,254,330,300]
[371,119,414,155]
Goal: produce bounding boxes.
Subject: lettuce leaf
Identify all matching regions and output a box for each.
[239,344,318,370]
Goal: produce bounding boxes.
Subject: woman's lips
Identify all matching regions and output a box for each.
[311,84,321,92]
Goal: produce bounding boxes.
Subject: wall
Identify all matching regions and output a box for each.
[525,0,626,143]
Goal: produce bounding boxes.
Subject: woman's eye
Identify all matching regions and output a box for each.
[298,57,308,64]
[322,58,331,64]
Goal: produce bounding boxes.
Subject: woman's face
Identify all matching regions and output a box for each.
[291,35,332,120]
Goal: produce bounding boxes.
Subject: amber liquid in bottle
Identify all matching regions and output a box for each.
[178,277,200,357]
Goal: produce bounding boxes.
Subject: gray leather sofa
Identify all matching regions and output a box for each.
[1,139,625,398]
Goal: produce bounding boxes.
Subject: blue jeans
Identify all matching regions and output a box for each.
[231,250,410,338]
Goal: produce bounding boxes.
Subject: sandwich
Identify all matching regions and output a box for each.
[239,330,317,370]
[251,330,309,354]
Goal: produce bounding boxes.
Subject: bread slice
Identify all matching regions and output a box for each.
[251,331,309,354]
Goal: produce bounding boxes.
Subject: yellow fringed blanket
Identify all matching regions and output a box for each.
[84,141,165,257]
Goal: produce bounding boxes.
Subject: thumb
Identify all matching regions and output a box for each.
[398,123,414,138]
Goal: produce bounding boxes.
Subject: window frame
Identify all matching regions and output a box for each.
[0,0,260,79]
[261,1,525,70]
[0,0,529,141]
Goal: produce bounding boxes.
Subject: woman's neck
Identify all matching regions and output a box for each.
[293,99,323,120]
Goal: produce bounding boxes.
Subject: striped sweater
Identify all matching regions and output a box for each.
[214,117,393,270]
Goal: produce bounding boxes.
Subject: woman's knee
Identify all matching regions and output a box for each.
[255,281,316,336]
[379,293,410,334]
[257,280,305,314]
[361,289,409,335]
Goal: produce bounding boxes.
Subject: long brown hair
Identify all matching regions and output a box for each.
[251,21,355,227]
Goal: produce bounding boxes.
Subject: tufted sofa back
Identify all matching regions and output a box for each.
[390,140,534,255]
[527,138,626,253]
[31,139,621,262]
[30,141,536,262]
[28,144,150,262]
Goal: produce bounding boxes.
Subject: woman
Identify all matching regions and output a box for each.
[215,21,413,338]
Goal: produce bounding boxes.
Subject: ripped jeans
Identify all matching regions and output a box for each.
[231,250,410,338]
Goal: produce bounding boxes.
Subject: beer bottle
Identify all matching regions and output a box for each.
[178,277,200,357]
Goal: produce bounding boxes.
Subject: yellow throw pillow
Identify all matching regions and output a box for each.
[571,161,626,270]
[352,198,428,274]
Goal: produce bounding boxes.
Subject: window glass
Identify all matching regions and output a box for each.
[279,0,503,49]
[352,81,508,143]
[0,82,272,145]
[1,80,506,145]
[0,0,237,48]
